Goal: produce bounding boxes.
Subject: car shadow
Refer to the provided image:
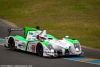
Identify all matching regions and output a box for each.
[5,48,83,59]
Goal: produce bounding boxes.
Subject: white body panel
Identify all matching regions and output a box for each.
[49,40,71,51]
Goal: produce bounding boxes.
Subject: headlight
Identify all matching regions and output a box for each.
[75,48,79,52]
[47,44,53,50]
[51,49,54,53]
[74,43,80,51]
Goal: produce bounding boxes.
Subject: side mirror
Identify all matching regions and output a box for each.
[36,26,40,30]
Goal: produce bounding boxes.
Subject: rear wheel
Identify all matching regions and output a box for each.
[36,43,43,57]
[8,38,15,51]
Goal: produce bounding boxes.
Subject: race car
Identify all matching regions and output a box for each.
[4,27,83,57]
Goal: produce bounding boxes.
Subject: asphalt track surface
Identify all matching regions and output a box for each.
[0,19,100,67]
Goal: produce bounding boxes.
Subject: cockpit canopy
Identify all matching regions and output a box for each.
[24,27,58,41]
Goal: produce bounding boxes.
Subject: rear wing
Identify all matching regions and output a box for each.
[8,28,23,36]
[7,26,40,36]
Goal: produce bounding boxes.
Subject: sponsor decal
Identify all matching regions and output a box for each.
[29,32,33,35]
[28,42,37,51]
[30,45,35,51]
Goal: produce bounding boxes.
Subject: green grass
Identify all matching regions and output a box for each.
[0,0,100,49]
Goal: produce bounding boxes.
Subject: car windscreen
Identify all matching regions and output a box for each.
[26,30,41,40]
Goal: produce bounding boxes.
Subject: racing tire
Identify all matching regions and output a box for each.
[77,53,82,57]
[36,43,43,57]
[8,38,15,51]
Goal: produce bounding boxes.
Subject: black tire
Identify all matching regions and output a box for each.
[36,43,43,57]
[8,38,15,51]
[77,53,83,57]
[77,52,84,56]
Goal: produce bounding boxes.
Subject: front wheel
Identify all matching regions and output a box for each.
[77,52,84,56]
[36,43,43,57]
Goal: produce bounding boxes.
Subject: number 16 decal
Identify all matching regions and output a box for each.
[30,45,35,51]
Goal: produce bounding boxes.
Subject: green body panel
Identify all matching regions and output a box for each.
[24,27,40,38]
[25,43,28,51]
[13,35,26,42]
[47,34,58,40]
[41,41,50,46]
[64,38,80,45]
[41,34,58,46]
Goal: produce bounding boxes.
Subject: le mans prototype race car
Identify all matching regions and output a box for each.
[4,27,83,57]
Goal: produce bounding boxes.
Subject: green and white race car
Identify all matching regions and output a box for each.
[4,27,83,57]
